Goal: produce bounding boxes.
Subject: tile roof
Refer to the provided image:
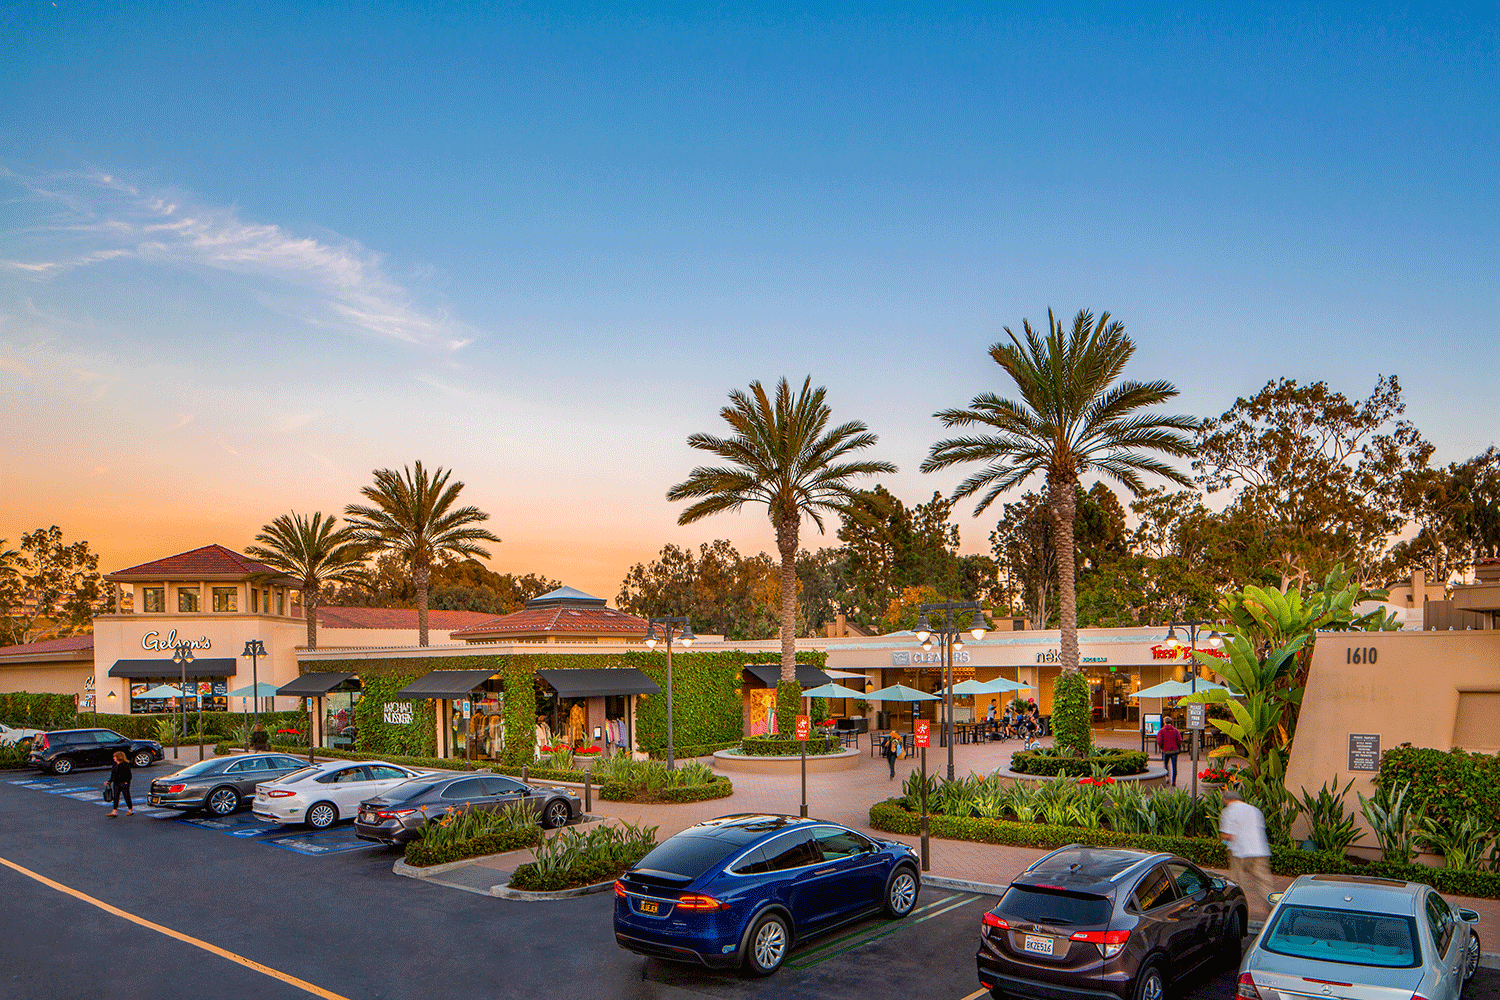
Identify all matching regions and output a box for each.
[0,634,95,657]
[315,607,499,631]
[450,604,649,639]
[107,544,283,581]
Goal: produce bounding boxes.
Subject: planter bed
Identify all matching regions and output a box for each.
[598,775,733,803]
[713,747,860,774]
[403,828,541,868]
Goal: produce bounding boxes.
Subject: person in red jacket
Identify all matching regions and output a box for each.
[1156,718,1182,784]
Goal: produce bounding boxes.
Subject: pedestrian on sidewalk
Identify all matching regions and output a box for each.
[1157,718,1182,783]
[882,732,899,780]
[106,751,134,817]
[1220,787,1271,921]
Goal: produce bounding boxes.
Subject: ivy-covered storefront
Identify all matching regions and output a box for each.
[292,648,828,765]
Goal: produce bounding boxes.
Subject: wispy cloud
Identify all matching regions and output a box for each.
[0,356,31,376]
[164,413,194,432]
[0,168,473,352]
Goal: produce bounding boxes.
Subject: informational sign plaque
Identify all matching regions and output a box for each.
[794,715,810,741]
[914,719,931,748]
[1348,733,1380,771]
[1185,703,1206,730]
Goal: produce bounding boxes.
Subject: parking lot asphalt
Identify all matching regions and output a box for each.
[2,766,1497,1000]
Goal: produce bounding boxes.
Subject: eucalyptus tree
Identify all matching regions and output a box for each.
[245,512,367,650]
[668,378,895,710]
[923,309,1198,676]
[344,462,500,646]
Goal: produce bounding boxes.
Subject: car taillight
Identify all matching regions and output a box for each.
[36,735,48,750]
[374,809,415,819]
[1071,929,1130,957]
[1238,973,1262,1000]
[167,784,185,793]
[614,880,627,898]
[267,789,295,797]
[983,912,1009,929]
[676,894,728,911]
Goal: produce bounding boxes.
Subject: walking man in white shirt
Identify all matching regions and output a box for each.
[1219,787,1272,921]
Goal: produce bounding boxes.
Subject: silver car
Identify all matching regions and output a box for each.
[148,753,311,815]
[1238,874,1482,1000]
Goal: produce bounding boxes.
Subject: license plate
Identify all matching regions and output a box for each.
[638,900,658,915]
[1024,935,1054,956]
[150,796,161,805]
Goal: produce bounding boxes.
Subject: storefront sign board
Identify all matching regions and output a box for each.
[383,702,414,725]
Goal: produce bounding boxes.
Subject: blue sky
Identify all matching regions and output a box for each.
[2,4,1496,596]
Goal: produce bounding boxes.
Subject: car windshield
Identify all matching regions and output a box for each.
[167,759,225,778]
[997,885,1113,927]
[1263,905,1420,968]
[635,836,737,880]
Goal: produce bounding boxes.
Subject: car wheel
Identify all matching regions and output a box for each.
[1221,909,1244,966]
[206,786,240,816]
[1132,964,1165,1000]
[884,866,919,918]
[51,756,73,775]
[133,750,155,768]
[1465,930,1482,982]
[543,799,571,829]
[306,802,338,829]
[743,911,790,977]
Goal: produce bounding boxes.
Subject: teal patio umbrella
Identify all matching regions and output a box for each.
[1132,678,1237,700]
[227,682,280,699]
[140,684,187,699]
[800,682,868,700]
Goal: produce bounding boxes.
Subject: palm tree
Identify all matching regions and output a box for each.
[669,377,896,688]
[922,309,1198,675]
[344,461,500,646]
[245,512,368,650]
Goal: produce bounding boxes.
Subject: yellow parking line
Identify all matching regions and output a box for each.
[0,854,351,1000]
[958,990,990,1000]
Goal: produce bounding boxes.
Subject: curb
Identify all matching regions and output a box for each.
[393,849,533,879]
[491,879,616,901]
[923,875,1005,896]
[1484,952,1500,971]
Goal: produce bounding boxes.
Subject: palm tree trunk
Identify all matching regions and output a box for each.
[416,559,430,647]
[777,515,800,684]
[305,582,318,650]
[1050,480,1079,675]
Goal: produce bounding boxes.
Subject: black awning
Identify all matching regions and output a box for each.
[108,658,237,679]
[536,668,660,698]
[395,670,497,700]
[745,664,833,689]
[276,672,358,696]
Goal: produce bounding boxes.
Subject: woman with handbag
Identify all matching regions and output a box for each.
[882,732,900,780]
[106,750,133,817]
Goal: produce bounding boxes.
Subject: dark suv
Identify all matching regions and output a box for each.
[26,729,165,774]
[976,845,1247,1000]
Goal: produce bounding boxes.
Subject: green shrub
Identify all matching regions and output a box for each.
[0,692,78,730]
[776,679,802,738]
[736,735,841,757]
[1011,749,1148,777]
[1377,747,1500,835]
[507,819,657,891]
[404,827,541,867]
[589,756,731,802]
[0,740,33,769]
[1051,671,1092,757]
[811,696,829,725]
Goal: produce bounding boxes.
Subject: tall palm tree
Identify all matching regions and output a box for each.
[245,512,368,650]
[669,377,896,686]
[344,461,500,646]
[922,309,1198,675]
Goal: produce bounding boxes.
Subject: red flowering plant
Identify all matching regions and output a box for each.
[1076,776,1117,787]
[575,746,601,756]
[1198,766,1240,784]
[276,729,301,735]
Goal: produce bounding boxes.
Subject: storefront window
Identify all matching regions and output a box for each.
[177,588,200,613]
[324,691,361,749]
[143,587,165,613]
[250,588,258,613]
[277,591,285,616]
[212,587,238,612]
[129,678,228,714]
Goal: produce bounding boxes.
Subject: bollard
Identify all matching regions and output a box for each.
[584,768,592,813]
[522,764,528,785]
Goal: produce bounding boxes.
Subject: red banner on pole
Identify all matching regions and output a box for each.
[914,719,930,748]
[795,715,811,741]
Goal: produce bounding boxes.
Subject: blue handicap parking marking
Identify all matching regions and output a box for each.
[261,827,376,856]
[177,813,283,838]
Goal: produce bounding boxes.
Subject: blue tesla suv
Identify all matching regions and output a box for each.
[613,813,922,976]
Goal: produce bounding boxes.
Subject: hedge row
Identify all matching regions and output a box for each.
[508,850,650,892]
[736,735,841,757]
[867,800,1500,899]
[0,692,78,729]
[1377,747,1500,832]
[94,710,307,741]
[403,827,541,868]
[1010,749,1149,777]
[220,743,496,773]
[598,776,734,804]
[670,740,743,759]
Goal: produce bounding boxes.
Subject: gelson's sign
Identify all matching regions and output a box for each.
[142,630,212,652]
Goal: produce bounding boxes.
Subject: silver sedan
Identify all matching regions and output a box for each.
[1238,874,1481,1000]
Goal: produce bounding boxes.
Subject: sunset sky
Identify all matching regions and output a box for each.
[2,5,1496,600]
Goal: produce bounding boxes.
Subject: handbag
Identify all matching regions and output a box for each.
[102,781,113,800]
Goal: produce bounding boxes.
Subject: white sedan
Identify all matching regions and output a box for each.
[0,723,44,745]
[252,760,426,830]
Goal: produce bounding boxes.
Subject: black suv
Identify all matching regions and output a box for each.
[26,729,165,774]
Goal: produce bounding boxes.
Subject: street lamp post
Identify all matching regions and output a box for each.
[644,616,694,769]
[242,639,267,733]
[916,600,989,782]
[1163,620,1223,834]
[171,642,195,761]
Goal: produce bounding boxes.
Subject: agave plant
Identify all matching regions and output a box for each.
[1147,788,1196,837]
[1358,780,1416,864]
[973,782,1010,820]
[1298,777,1364,855]
[1010,782,1043,823]
[1104,782,1147,833]
[1417,813,1497,871]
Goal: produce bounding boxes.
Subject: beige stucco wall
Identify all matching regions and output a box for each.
[0,662,93,703]
[1285,630,1500,850]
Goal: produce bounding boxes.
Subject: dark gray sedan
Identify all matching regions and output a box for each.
[354,772,581,845]
[148,753,310,816]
